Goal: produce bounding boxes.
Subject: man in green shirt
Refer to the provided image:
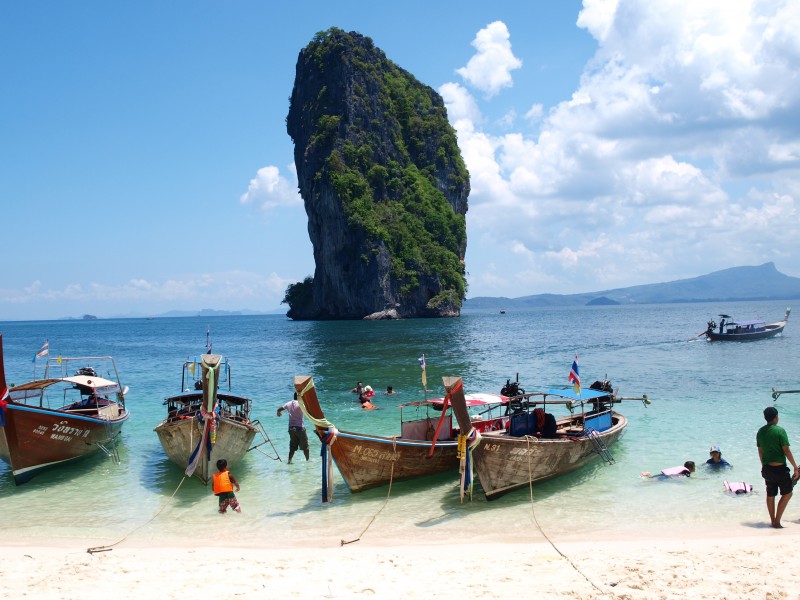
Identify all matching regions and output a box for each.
[757,406,799,528]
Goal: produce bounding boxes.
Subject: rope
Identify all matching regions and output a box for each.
[524,436,610,597]
[340,437,398,546]
[86,476,189,554]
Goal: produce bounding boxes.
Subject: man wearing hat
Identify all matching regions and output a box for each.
[757,406,799,528]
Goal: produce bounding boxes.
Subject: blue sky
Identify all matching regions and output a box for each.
[2,1,799,320]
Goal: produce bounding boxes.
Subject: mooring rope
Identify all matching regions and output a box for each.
[524,436,610,597]
[340,437,398,546]
[86,475,188,554]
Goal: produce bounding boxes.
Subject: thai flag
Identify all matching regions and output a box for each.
[206,326,212,354]
[568,355,581,394]
[418,355,426,370]
[33,340,49,362]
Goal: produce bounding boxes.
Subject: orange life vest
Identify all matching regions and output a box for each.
[213,470,233,494]
[361,401,377,410]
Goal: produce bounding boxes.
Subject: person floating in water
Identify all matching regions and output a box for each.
[706,445,731,468]
[641,461,696,478]
[385,386,398,395]
[359,393,377,410]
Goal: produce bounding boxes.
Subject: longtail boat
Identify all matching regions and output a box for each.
[444,376,650,501]
[154,353,260,485]
[701,308,790,341]
[293,375,509,500]
[0,334,130,485]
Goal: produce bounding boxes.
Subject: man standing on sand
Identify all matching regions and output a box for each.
[757,406,799,528]
[277,392,310,464]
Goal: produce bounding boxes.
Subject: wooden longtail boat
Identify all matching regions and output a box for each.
[154,354,259,485]
[444,376,649,501]
[293,375,509,498]
[702,308,790,341]
[0,334,130,485]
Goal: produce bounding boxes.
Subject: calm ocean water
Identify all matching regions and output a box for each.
[1,300,797,547]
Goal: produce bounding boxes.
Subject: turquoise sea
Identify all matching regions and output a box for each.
[1,300,797,548]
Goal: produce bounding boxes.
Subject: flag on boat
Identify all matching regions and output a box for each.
[419,355,427,389]
[206,326,212,354]
[568,355,581,395]
[33,340,49,362]
[0,385,8,427]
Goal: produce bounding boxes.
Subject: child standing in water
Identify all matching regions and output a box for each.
[212,458,241,514]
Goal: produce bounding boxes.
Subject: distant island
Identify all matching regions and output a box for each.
[464,263,800,309]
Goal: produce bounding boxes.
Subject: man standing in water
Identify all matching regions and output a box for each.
[277,392,310,464]
[757,406,799,528]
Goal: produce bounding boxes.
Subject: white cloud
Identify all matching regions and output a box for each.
[456,21,522,98]
[445,5,800,299]
[240,164,302,211]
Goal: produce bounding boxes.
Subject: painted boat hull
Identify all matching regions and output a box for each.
[323,430,459,492]
[0,403,128,485]
[154,416,257,485]
[468,415,627,499]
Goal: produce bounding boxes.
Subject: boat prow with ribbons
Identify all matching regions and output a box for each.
[154,353,262,485]
[293,375,510,500]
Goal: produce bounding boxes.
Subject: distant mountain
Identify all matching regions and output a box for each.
[464,263,800,309]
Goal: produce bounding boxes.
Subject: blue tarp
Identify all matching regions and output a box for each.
[544,388,610,401]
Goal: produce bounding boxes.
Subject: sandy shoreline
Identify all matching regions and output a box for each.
[4,525,800,599]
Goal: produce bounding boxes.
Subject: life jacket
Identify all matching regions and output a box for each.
[361,401,377,410]
[660,466,690,477]
[724,480,753,494]
[213,470,233,494]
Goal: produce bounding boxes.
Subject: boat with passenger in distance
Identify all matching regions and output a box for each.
[703,308,790,341]
[0,334,130,485]
[154,353,260,485]
[293,375,510,497]
[444,376,649,500]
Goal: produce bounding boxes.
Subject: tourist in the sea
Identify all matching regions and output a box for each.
[757,406,799,528]
[641,461,696,478]
[363,385,375,397]
[212,458,241,514]
[351,381,364,395]
[706,445,731,468]
[359,393,377,410]
[385,386,398,395]
[276,392,310,464]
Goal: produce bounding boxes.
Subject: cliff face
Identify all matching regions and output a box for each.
[285,28,469,320]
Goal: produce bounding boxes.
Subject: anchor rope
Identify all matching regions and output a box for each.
[86,475,188,554]
[340,437,398,546]
[524,436,610,597]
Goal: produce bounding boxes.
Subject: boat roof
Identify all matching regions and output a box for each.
[544,388,612,401]
[727,319,766,326]
[10,375,120,394]
[164,390,250,405]
[402,392,510,407]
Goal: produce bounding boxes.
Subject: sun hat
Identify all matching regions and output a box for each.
[364,385,373,392]
[710,445,721,453]
[764,406,779,422]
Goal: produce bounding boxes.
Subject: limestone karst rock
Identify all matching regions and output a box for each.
[285,28,469,320]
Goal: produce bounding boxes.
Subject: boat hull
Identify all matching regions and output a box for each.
[706,323,785,341]
[154,416,257,485]
[325,430,459,492]
[470,415,627,500]
[0,402,128,485]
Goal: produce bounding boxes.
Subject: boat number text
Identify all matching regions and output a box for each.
[352,445,398,464]
[32,421,91,442]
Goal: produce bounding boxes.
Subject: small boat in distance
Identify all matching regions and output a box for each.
[293,375,510,499]
[0,334,130,485]
[445,376,649,500]
[703,308,790,341]
[154,353,261,485]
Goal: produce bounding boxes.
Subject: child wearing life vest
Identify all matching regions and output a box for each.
[212,458,241,514]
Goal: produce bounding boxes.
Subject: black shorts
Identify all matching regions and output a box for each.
[761,464,792,497]
[289,426,309,452]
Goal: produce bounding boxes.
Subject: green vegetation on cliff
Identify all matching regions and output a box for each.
[288,27,469,313]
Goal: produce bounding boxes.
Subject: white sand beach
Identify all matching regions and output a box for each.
[4,523,800,599]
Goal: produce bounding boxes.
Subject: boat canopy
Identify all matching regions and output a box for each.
[725,319,766,327]
[9,375,120,397]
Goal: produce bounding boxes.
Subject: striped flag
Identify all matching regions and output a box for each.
[33,340,49,362]
[568,355,581,395]
[419,355,427,389]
